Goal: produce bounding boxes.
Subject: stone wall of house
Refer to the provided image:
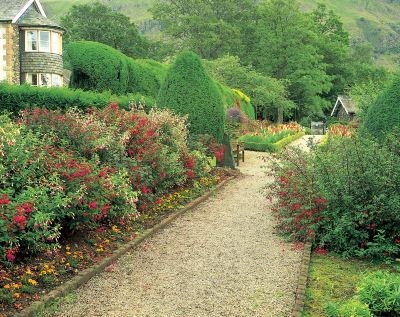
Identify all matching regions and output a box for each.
[1,24,21,84]
[0,23,8,82]
[21,52,63,76]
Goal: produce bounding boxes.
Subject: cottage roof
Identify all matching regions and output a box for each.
[18,5,64,31]
[331,95,358,116]
[0,0,47,23]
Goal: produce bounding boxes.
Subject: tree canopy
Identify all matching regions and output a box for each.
[61,2,149,58]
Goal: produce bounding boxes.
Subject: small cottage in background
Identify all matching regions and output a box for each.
[0,0,65,87]
[331,95,358,121]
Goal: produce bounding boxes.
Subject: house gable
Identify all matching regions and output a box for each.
[0,0,46,23]
[331,95,357,117]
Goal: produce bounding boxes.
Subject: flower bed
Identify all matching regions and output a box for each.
[239,122,305,152]
[0,104,224,315]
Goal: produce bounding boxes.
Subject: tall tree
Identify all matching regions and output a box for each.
[151,0,257,59]
[311,4,353,102]
[255,0,332,121]
[205,56,295,120]
[61,2,149,58]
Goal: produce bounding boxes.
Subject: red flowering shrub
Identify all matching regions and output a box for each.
[269,134,400,260]
[1,104,214,263]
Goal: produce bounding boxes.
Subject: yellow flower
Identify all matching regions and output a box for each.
[65,246,71,251]
[3,284,10,289]
[14,292,20,299]
[28,279,37,286]
[12,283,21,289]
[25,267,32,275]
[112,225,121,234]
[66,252,72,255]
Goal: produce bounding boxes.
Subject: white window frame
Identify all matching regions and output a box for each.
[25,30,38,52]
[25,30,63,54]
[39,31,50,53]
[25,73,63,87]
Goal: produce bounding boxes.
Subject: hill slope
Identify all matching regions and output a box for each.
[42,0,400,69]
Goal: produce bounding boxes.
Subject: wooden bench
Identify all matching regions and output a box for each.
[232,141,245,166]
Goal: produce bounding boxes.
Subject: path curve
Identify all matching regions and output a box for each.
[55,152,304,317]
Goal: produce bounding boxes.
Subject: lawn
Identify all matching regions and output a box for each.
[302,254,400,317]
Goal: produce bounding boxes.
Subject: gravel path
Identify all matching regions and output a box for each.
[55,149,305,317]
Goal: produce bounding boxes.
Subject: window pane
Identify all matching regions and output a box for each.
[40,74,50,87]
[26,73,38,86]
[52,32,59,54]
[52,74,60,87]
[39,31,50,52]
[26,31,37,51]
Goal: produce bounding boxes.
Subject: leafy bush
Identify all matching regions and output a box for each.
[158,51,225,142]
[325,300,372,317]
[269,133,400,259]
[67,41,166,98]
[0,104,213,264]
[126,58,167,97]
[358,271,400,315]
[67,41,129,94]
[0,83,155,114]
[363,76,400,140]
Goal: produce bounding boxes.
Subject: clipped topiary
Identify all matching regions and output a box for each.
[363,76,400,140]
[157,51,225,142]
[67,41,129,95]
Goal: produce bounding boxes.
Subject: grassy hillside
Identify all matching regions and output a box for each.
[42,0,400,69]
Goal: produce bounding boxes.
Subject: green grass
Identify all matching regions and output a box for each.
[302,254,399,317]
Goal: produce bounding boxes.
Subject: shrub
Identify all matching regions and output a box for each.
[269,133,400,259]
[0,104,213,264]
[358,271,400,315]
[126,59,167,98]
[67,41,167,97]
[0,83,155,114]
[363,76,400,140]
[157,51,225,142]
[325,300,372,317]
[67,41,129,94]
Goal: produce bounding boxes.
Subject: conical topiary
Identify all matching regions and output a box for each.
[157,51,225,142]
[363,76,400,140]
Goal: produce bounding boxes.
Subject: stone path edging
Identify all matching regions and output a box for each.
[291,243,312,317]
[14,176,236,317]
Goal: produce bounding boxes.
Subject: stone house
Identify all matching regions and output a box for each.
[0,0,64,87]
[330,95,358,121]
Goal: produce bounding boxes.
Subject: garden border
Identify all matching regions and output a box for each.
[14,175,237,317]
[292,243,312,317]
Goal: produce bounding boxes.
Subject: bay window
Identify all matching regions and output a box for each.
[25,73,62,87]
[25,30,62,54]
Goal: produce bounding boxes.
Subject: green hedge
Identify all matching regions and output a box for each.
[158,51,225,142]
[67,41,166,98]
[240,131,305,152]
[68,41,129,95]
[363,76,400,140]
[0,83,155,114]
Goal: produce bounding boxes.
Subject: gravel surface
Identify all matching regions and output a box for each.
[55,150,305,317]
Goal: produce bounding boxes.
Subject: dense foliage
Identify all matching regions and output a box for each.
[67,41,165,97]
[268,134,400,259]
[363,75,400,140]
[158,51,225,142]
[0,105,213,264]
[67,41,129,94]
[0,83,155,114]
[152,0,390,121]
[61,2,150,59]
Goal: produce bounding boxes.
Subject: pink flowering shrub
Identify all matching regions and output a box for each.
[268,133,400,260]
[0,105,214,263]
